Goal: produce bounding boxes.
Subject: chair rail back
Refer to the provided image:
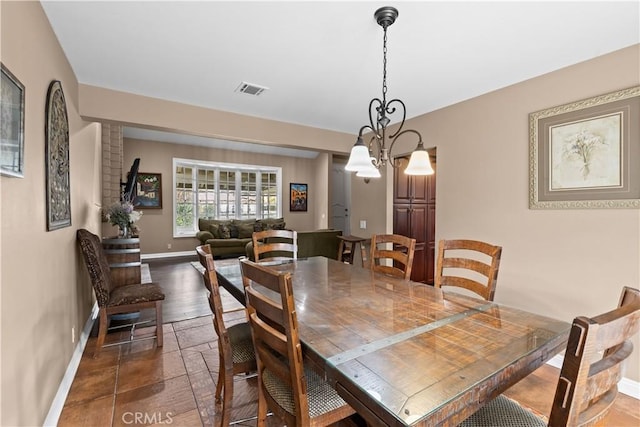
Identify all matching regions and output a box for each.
[252,229,298,263]
[196,244,231,356]
[549,286,640,426]
[240,259,308,425]
[370,234,416,280]
[434,239,502,301]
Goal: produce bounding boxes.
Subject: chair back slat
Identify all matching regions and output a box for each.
[246,286,286,333]
[370,234,416,280]
[253,229,298,263]
[435,239,502,301]
[549,286,640,427]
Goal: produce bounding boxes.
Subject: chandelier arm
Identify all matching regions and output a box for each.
[368,98,384,132]
[387,128,423,168]
[356,124,383,166]
[385,98,407,139]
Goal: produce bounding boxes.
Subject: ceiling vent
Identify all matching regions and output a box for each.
[235,82,268,96]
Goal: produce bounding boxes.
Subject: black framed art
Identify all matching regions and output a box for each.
[133,172,163,209]
[290,183,307,212]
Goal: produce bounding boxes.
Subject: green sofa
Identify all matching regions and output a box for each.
[195,217,286,258]
[245,229,343,260]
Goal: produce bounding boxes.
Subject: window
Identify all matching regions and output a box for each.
[173,158,282,236]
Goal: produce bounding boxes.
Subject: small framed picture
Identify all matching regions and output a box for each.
[133,172,162,209]
[1,63,25,178]
[290,183,307,212]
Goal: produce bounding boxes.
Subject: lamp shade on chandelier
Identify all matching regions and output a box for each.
[345,6,434,178]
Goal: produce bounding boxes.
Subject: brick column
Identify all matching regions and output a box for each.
[101,123,123,209]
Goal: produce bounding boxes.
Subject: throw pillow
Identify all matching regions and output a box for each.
[208,224,220,239]
[229,224,239,238]
[237,222,254,239]
[271,221,286,230]
[218,224,231,239]
[261,217,286,230]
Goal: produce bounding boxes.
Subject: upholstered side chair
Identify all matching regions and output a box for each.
[77,229,164,357]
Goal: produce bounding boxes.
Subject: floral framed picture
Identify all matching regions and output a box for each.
[290,183,307,212]
[1,63,25,178]
[529,86,640,209]
[133,172,162,209]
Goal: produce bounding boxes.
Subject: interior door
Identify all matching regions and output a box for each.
[331,162,350,235]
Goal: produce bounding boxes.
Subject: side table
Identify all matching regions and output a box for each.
[102,236,142,321]
[337,235,367,267]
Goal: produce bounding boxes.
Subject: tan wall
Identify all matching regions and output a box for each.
[79,84,355,154]
[0,2,102,425]
[117,138,327,254]
[389,44,640,381]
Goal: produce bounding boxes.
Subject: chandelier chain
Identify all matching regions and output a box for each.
[382,26,388,103]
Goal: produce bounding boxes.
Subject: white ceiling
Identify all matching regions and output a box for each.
[41,1,639,155]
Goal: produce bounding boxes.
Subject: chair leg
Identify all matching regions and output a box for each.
[256,383,269,427]
[155,301,163,347]
[221,370,234,427]
[215,359,224,403]
[94,309,108,358]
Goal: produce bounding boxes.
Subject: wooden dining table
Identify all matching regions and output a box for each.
[214,256,570,426]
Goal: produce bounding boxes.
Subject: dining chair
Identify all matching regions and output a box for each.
[460,286,640,427]
[370,233,416,280]
[77,229,164,357]
[239,258,356,426]
[196,244,257,427]
[434,239,502,301]
[252,229,298,263]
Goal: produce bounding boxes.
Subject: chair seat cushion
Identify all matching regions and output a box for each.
[228,322,255,364]
[459,395,547,427]
[107,283,165,307]
[263,364,348,419]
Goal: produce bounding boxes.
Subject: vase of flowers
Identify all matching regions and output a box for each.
[105,201,142,238]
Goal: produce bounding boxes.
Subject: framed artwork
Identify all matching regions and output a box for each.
[133,172,162,209]
[45,80,71,230]
[1,63,25,178]
[529,86,640,209]
[290,183,308,212]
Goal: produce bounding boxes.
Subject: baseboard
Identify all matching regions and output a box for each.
[43,302,99,426]
[141,250,195,260]
[546,354,639,399]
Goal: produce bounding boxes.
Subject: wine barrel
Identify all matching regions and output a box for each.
[102,237,141,287]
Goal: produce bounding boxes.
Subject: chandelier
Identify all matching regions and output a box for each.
[345,6,434,179]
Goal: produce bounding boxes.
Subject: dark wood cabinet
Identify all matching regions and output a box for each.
[393,154,436,284]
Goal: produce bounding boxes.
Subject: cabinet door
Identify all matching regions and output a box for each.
[393,204,412,238]
[393,157,433,204]
[393,159,413,204]
[425,204,436,285]
[393,204,427,283]
[409,205,428,284]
